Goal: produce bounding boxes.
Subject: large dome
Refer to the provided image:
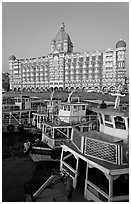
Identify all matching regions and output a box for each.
[116,39,126,48]
[9,55,16,60]
[53,23,72,44]
[51,23,73,53]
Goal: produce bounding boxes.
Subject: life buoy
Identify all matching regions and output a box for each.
[7,124,14,132]
[80,116,87,123]
[18,124,24,132]
[54,117,61,126]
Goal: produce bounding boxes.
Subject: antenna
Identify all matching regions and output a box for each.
[111,93,125,109]
[68,90,74,103]
[50,90,54,101]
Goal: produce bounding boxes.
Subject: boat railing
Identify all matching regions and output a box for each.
[58,114,97,125]
[83,136,128,166]
[2,113,34,132]
[46,114,98,126]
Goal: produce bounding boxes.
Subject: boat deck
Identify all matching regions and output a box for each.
[63,141,129,173]
[43,120,72,128]
[34,174,87,202]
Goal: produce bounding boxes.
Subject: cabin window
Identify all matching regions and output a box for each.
[69,128,72,138]
[82,105,85,110]
[64,105,67,111]
[83,127,89,132]
[104,114,112,122]
[113,174,129,196]
[18,99,21,102]
[54,129,67,139]
[67,106,70,111]
[41,116,43,122]
[99,113,103,124]
[45,126,52,138]
[127,118,129,128]
[114,116,126,130]
[88,167,109,195]
[74,105,77,110]
[105,123,113,128]
[62,151,77,170]
[38,116,40,122]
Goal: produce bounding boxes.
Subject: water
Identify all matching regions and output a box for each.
[2,132,60,202]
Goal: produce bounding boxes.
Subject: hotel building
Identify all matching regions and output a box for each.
[9,23,127,92]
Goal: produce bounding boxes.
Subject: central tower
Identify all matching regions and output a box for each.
[51,23,73,53]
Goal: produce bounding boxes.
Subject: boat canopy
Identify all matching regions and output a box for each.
[92,107,129,117]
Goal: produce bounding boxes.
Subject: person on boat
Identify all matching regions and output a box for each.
[99,101,107,109]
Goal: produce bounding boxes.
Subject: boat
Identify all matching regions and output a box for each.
[2,94,43,140]
[26,91,98,162]
[31,93,129,202]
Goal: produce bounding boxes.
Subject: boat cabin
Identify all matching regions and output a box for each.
[92,107,129,144]
[58,102,96,124]
[32,100,60,130]
[45,99,60,114]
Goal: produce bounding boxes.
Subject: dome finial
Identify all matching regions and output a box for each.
[60,22,65,31]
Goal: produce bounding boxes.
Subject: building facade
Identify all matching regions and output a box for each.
[2,72,10,92]
[9,23,127,92]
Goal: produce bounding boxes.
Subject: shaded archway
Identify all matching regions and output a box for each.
[36,87,39,92]
[54,87,58,92]
[14,87,17,92]
[27,87,30,92]
[109,86,116,92]
[59,87,63,92]
[40,87,44,92]
[18,87,21,92]
[23,87,26,92]
[70,87,74,91]
[102,86,108,91]
[49,87,53,92]
[64,87,68,91]
[31,87,34,92]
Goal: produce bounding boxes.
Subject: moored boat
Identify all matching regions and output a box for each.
[26,92,98,162]
[32,94,129,202]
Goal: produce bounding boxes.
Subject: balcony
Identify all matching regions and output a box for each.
[76,70,80,74]
[82,69,86,74]
[70,70,74,75]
